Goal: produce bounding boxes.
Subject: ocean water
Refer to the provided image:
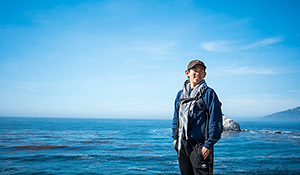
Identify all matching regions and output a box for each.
[0,117,300,175]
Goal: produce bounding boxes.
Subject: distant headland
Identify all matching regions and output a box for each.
[262,106,300,121]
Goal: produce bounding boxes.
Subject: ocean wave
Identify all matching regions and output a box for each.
[128,167,164,174]
[9,145,68,151]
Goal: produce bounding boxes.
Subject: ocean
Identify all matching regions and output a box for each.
[0,117,300,175]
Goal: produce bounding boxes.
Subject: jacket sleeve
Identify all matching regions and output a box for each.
[203,88,223,149]
[172,90,182,141]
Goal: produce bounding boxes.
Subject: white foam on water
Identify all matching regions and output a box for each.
[291,136,300,139]
[249,130,258,134]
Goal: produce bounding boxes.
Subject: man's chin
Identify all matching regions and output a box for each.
[192,80,202,84]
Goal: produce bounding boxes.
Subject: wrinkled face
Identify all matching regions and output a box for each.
[185,65,206,87]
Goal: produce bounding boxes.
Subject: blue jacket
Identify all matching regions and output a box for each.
[172,87,223,149]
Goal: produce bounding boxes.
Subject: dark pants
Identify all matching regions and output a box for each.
[177,140,211,175]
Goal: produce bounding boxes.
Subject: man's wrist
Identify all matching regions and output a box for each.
[204,143,211,150]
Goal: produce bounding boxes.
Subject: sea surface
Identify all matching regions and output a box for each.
[0,117,300,175]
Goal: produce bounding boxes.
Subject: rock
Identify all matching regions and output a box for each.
[223,116,241,131]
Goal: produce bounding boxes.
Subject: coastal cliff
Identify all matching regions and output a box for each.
[263,106,300,121]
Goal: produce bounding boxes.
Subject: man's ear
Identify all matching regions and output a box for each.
[185,70,189,78]
[203,72,207,78]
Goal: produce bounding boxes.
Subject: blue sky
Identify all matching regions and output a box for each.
[0,0,299,119]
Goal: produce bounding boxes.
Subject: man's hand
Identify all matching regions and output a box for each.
[173,140,177,147]
[202,147,210,160]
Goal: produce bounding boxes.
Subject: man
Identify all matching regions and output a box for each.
[172,60,223,175]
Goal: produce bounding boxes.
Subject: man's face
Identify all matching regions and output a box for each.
[185,65,206,86]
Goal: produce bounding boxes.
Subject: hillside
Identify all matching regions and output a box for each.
[263,106,300,121]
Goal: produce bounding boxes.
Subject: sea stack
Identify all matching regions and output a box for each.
[223,116,241,131]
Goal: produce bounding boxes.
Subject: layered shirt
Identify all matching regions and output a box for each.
[172,87,223,149]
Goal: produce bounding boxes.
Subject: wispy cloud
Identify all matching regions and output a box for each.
[242,37,283,49]
[201,40,231,52]
[218,64,278,75]
[228,66,276,74]
[288,90,300,93]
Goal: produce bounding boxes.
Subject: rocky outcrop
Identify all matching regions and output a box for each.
[223,116,241,131]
